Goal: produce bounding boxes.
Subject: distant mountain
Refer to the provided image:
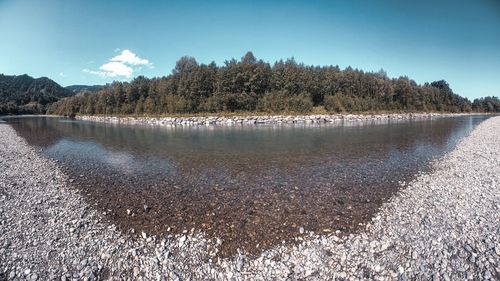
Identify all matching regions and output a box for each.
[0,74,72,115]
[65,84,104,94]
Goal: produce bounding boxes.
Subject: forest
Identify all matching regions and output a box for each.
[471,96,500,113]
[5,52,500,117]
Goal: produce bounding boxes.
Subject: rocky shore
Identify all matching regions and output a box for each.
[76,112,473,127]
[0,117,499,280]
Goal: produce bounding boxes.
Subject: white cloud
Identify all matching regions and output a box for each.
[83,49,152,79]
[111,50,151,66]
[59,72,66,77]
[100,61,134,78]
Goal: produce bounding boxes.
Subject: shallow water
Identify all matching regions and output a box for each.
[4,115,489,256]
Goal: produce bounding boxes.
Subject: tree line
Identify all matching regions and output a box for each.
[472,96,500,113]
[39,52,499,116]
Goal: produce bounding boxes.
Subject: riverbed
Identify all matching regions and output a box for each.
[0,115,498,280]
[3,115,490,256]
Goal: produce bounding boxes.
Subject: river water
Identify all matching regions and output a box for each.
[4,115,489,256]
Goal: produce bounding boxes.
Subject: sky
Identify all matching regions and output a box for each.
[0,0,499,99]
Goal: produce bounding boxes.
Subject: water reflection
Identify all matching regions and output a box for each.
[5,115,489,256]
[46,139,175,177]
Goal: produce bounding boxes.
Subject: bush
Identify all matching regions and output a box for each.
[324,94,345,113]
[257,91,313,113]
[162,94,191,113]
[324,93,384,113]
[200,92,258,112]
[287,93,313,113]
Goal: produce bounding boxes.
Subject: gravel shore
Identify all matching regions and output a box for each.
[76,112,473,127]
[0,116,499,280]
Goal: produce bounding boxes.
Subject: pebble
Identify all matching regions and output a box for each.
[133,267,140,277]
[178,235,187,247]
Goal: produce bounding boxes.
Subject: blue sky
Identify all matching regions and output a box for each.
[0,0,499,99]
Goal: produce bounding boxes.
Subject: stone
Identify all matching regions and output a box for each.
[464,244,473,252]
[133,267,140,277]
[179,235,187,247]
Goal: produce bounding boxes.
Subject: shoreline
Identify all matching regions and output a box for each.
[75,112,482,127]
[0,117,498,280]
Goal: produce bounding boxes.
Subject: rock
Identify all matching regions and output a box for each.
[178,235,187,247]
[464,244,473,252]
[133,267,140,277]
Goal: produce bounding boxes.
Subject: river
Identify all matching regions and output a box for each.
[3,115,489,256]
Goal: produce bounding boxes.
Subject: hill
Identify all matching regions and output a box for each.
[0,74,71,115]
[66,85,104,94]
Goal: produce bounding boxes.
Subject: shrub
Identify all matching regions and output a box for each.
[163,94,191,113]
[324,94,345,113]
[287,93,313,113]
[257,91,313,113]
[201,93,257,112]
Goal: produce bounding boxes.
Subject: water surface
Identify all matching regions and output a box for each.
[4,115,489,256]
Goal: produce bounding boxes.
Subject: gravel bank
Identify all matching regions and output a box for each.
[0,116,499,280]
[76,112,473,127]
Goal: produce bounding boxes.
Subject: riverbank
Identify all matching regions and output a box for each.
[76,112,478,127]
[0,117,499,280]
